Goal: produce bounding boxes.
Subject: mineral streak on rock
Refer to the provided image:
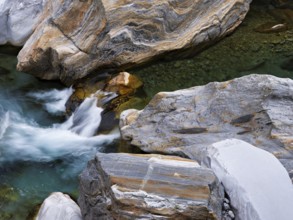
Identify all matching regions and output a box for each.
[78,153,224,220]
[120,75,293,178]
[17,0,252,85]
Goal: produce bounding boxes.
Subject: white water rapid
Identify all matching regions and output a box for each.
[0,88,120,163]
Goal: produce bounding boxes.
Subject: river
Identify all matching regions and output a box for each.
[0,53,119,219]
[0,1,293,219]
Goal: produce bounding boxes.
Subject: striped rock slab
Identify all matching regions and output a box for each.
[17,0,252,85]
[78,153,224,220]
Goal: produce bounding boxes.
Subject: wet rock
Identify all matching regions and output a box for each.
[66,72,143,114]
[120,74,293,178]
[66,72,144,134]
[105,72,143,96]
[204,139,293,220]
[17,0,252,84]
[36,192,82,220]
[0,0,45,46]
[254,22,288,33]
[78,153,224,220]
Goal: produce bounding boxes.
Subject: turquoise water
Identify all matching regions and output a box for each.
[0,1,293,219]
[0,54,119,219]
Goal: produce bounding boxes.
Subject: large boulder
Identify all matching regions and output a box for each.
[17,0,252,85]
[204,139,293,220]
[0,0,45,46]
[120,74,293,178]
[78,153,224,220]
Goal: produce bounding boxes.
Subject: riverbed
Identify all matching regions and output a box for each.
[0,1,293,219]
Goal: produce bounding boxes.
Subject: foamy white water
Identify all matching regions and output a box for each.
[27,87,74,115]
[0,88,120,163]
[58,96,103,137]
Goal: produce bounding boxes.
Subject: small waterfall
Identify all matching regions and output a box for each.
[0,111,9,139]
[58,96,103,137]
[27,87,74,115]
[0,88,119,163]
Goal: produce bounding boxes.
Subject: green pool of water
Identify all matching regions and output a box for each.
[133,2,293,97]
[0,1,293,219]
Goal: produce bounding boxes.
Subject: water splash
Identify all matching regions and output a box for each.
[27,87,74,115]
[0,89,120,163]
[58,96,103,137]
[0,111,9,139]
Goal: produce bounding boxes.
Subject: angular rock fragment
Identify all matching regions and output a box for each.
[120,74,293,177]
[78,153,224,220]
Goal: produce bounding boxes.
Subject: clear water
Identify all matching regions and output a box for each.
[133,2,293,97]
[0,54,119,219]
[0,1,293,219]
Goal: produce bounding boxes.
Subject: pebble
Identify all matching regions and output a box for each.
[223,203,230,210]
[228,210,235,219]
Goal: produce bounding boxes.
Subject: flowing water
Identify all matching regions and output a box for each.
[0,54,119,219]
[0,1,293,219]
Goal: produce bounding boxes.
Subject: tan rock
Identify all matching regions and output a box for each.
[78,153,224,220]
[17,0,252,85]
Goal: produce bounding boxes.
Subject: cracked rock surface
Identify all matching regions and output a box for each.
[120,74,293,179]
[17,0,252,85]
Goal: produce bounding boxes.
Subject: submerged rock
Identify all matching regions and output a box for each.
[254,22,288,33]
[36,192,82,220]
[17,0,252,84]
[0,0,45,46]
[66,72,145,133]
[204,139,293,220]
[120,74,293,178]
[78,153,224,220]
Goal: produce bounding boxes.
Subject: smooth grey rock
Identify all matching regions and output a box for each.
[204,139,293,220]
[120,74,293,177]
[0,0,45,46]
[17,0,252,85]
[78,153,224,220]
[36,192,82,220]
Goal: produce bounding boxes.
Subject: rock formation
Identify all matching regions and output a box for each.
[0,0,45,46]
[78,153,223,220]
[120,74,293,179]
[36,192,82,220]
[204,139,293,220]
[17,0,252,85]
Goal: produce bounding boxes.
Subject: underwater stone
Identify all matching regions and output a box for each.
[17,0,252,85]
